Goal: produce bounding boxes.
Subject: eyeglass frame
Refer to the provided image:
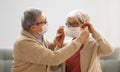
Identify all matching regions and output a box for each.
[34,18,47,25]
[65,21,83,27]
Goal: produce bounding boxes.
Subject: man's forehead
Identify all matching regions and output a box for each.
[37,14,46,21]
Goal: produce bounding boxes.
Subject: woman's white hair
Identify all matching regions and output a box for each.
[66,9,90,24]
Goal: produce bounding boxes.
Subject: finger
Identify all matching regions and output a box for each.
[56,34,62,37]
[81,24,87,29]
[84,26,90,33]
[58,26,64,31]
[81,24,90,31]
[57,27,64,33]
[85,26,88,30]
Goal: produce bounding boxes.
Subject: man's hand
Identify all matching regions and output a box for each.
[54,26,65,48]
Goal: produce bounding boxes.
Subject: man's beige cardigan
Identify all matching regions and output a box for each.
[11,29,85,72]
[58,30,114,72]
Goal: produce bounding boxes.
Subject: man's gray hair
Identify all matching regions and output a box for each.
[66,9,90,24]
[22,8,42,31]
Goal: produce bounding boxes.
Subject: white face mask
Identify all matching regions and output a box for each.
[64,27,81,38]
[39,24,48,35]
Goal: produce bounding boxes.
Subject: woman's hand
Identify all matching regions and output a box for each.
[81,22,95,33]
[54,26,65,48]
[79,26,89,44]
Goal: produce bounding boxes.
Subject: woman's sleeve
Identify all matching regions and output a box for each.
[92,31,114,56]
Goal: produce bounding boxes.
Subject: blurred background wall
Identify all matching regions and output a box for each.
[0,0,120,49]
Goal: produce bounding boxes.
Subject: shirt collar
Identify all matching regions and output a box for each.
[29,32,44,43]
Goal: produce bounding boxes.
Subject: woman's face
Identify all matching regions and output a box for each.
[65,17,82,28]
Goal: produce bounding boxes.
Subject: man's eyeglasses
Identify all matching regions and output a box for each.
[35,19,47,25]
[65,22,80,27]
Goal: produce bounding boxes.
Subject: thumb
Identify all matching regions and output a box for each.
[85,26,88,30]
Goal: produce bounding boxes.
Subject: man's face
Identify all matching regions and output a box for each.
[30,14,47,34]
[65,17,82,28]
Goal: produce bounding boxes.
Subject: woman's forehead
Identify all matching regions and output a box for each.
[66,17,77,22]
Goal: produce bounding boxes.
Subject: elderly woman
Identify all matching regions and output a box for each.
[56,9,114,72]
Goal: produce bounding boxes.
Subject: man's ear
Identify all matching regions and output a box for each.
[30,25,36,31]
